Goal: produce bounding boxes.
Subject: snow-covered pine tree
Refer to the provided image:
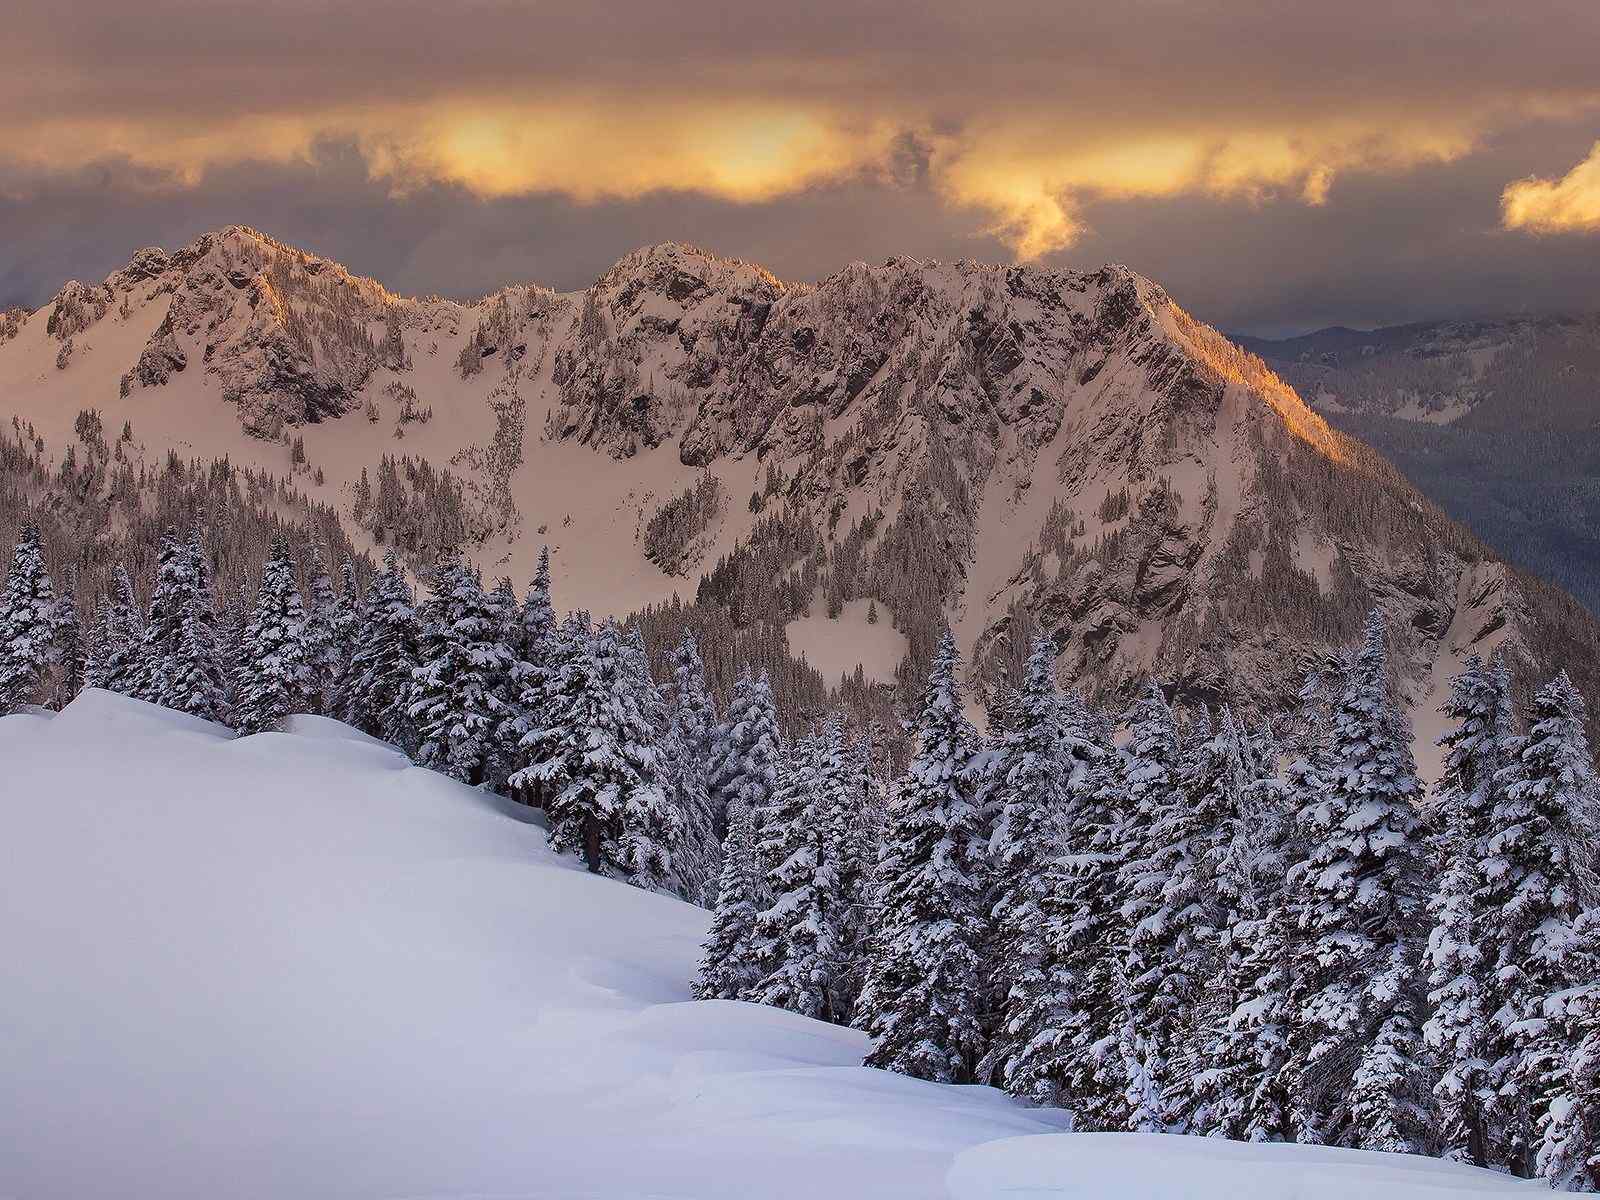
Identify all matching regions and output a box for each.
[1424,655,1516,1166]
[82,595,112,692]
[214,591,248,717]
[1201,741,1301,1144]
[858,632,988,1083]
[50,565,83,708]
[497,550,559,807]
[1426,796,1492,1166]
[615,622,677,890]
[693,798,766,1001]
[407,551,514,785]
[1007,700,1127,1123]
[665,633,721,904]
[344,549,417,746]
[232,535,312,736]
[1294,609,1430,1153]
[330,558,362,707]
[137,529,227,723]
[708,670,781,857]
[1500,673,1600,1185]
[300,554,340,717]
[88,566,143,695]
[0,525,57,713]
[508,611,590,816]
[1165,707,1268,1137]
[977,636,1068,1088]
[1115,681,1195,1133]
[1537,909,1600,1191]
[829,721,880,1020]
[530,618,678,885]
[751,725,850,1021]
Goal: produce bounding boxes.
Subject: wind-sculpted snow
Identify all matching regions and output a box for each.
[946,1134,1542,1199]
[0,690,1057,1198]
[0,691,1556,1196]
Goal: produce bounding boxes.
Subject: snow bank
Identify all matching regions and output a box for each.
[946,1133,1544,1199]
[0,690,1055,1199]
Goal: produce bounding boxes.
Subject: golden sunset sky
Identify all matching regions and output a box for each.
[4,0,1599,333]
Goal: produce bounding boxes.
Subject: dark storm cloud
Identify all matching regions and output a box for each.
[3,1,1599,332]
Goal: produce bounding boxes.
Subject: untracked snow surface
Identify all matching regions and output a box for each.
[0,692,1537,1198]
[947,1134,1542,1199]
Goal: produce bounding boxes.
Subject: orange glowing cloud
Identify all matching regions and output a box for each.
[1502,141,1600,233]
[0,99,1503,263]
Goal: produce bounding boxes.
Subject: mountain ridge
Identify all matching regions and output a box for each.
[3,225,1597,765]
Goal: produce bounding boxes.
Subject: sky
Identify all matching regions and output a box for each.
[3,1,1599,336]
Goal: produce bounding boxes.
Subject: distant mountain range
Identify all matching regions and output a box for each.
[3,227,1597,765]
[1238,314,1600,614]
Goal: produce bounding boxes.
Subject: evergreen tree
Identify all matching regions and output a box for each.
[858,633,988,1083]
[1424,656,1517,1166]
[615,622,677,889]
[301,554,340,716]
[1537,911,1600,1191]
[977,637,1068,1087]
[0,526,57,713]
[752,726,849,1021]
[693,799,766,1001]
[1504,674,1600,1183]
[509,611,590,816]
[998,694,1113,1120]
[530,618,678,885]
[136,530,226,722]
[1116,682,1195,1132]
[830,723,880,1020]
[1292,610,1430,1152]
[214,592,248,717]
[408,551,514,785]
[51,565,83,708]
[498,551,560,807]
[85,567,142,695]
[666,633,721,904]
[1201,754,1300,1143]
[345,549,417,747]
[708,670,781,853]
[1009,701,1129,1125]
[232,536,311,736]
[82,595,113,692]
[327,557,362,714]
[1425,803,1492,1165]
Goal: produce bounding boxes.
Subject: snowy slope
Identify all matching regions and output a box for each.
[947,1134,1541,1199]
[0,690,1056,1199]
[0,691,1540,1197]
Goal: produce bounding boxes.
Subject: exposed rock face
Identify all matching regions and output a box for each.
[19,229,1600,725]
[66,227,390,435]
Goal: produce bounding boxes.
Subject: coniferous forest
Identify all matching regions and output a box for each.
[5,521,1600,1190]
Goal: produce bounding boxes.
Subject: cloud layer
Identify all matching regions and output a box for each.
[3,1,1599,332]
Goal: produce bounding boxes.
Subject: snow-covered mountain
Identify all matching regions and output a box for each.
[4,227,1598,756]
[0,690,1541,1198]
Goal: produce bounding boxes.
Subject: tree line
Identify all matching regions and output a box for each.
[694,616,1600,1191]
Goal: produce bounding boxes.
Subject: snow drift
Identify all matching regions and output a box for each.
[0,691,1539,1197]
[947,1134,1543,1199]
